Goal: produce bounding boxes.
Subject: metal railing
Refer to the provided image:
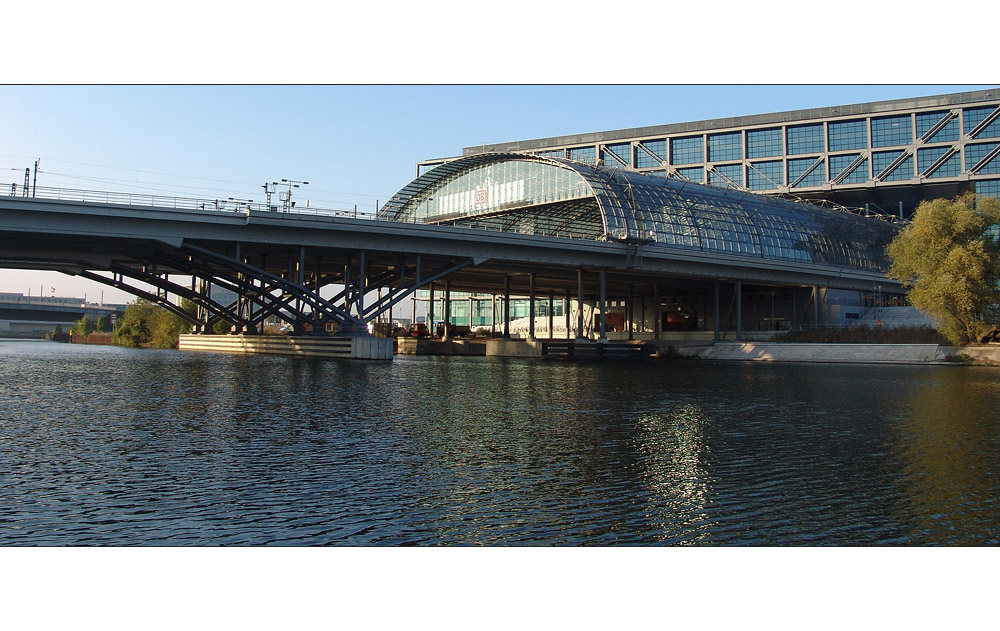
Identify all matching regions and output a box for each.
[2,182,378,220]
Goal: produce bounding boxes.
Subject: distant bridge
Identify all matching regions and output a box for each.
[0,293,125,336]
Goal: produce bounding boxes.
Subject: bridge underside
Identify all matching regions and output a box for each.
[0,192,902,341]
[0,227,885,341]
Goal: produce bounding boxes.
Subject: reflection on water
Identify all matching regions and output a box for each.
[1,339,998,545]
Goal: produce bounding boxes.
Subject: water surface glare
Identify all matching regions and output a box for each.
[2,340,998,545]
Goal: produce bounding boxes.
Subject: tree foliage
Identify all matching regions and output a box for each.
[95,314,112,332]
[886,194,1000,345]
[72,316,96,336]
[112,299,189,348]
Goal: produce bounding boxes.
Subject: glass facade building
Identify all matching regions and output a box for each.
[417,89,1000,218]
[381,153,898,274]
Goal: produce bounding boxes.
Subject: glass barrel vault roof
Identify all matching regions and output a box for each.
[378,153,899,272]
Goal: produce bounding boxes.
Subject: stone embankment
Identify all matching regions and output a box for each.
[667,341,1000,365]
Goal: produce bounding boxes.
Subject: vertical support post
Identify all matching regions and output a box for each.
[627,284,634,340]
[653,284,660,341]
[313,257,322,333]
[503,275,511,339]
[548,291,554,340]
[358,250,366,329]
[343,257,352,317]
[443,280,452,341]
[714,281,720,342]
[813,285,820,327]
[528,273,536,340]
[412,255,420,328]
[599,268,607,341]
[576,269,585,340]
[565,291,571,340]
[428,282,435,337]
[491,294,496,336]
[736,279,743,342]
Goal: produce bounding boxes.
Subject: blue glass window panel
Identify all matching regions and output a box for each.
[675,167,704,183]
[536,149,564,158]
[786,124,824,155]
[708,164,743,188]
[602,143,632,168]
[568,146,596,163]
[708,132,742,162]
[671,136,704,165]
[966,142,1000,175]
[827,120,868,152]
[872,115,912,148]
[418,163,443,176]
[636,140,666,168]
[747,160,783,190]
[915,111,959,143]
[787,157,826,188]
[872,150,913,181]
[976,179,1000,199]
[747,128,783,158]
[829,153,868,184]
[918,147,961,178]
[964,106,1000,139]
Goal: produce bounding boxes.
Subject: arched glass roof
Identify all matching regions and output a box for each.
[378,153,900,272]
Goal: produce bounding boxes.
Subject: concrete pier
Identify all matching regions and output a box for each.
[178,334,393,360]
[396,338,486,356]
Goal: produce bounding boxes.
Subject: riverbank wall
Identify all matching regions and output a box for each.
[666,341,1000,364]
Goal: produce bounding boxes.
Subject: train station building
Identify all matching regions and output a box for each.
[392,89,999,337]
[419,88,1000,215]
[382,151,902,338]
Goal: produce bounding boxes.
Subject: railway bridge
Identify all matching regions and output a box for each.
[0,153,904,359]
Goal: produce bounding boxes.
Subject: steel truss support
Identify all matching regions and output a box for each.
[105,262,255,332]
[76,242,474,338]
[78,270,201,327]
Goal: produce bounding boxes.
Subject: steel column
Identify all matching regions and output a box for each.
[714,281,720,341]
[503,275,511,339]
[653,284,660,341]
[548,291,554,340]
[599,268,607,341]
[736,279,743,342]
[528,273,536,340]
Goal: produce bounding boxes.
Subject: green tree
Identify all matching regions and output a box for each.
[112,301,155,347]
[149,306,189,348]
[72,316,96,336]
[886,193,1000,345]
[111,299,198,348]
[95,314,112,332]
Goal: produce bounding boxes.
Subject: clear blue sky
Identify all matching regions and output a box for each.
[1,84,995,303]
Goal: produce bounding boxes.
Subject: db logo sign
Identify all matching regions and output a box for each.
[474,189,487,204]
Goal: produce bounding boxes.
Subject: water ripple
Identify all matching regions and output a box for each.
[1,341,999,545]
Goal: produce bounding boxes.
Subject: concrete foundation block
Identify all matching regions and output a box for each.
[485,339,543,358]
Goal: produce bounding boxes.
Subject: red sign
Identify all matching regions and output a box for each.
[474,189,487,204]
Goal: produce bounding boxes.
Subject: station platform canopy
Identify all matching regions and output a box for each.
[378,153,900,273]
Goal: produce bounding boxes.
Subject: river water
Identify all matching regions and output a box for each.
[1,339,998,546]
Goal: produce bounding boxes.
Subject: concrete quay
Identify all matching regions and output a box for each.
[178,334,393,360]
[667,341,1000,365]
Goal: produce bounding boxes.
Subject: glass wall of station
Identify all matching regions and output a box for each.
[415,290,565,328]
[516,102,1000,203]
